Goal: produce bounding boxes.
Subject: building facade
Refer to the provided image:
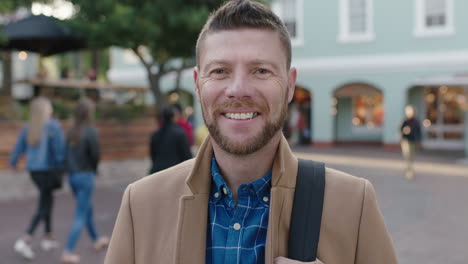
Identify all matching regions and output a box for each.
[107,0,468,156]
[274,0,467,154]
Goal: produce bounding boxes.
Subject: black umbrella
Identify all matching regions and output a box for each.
[0,14,85,56]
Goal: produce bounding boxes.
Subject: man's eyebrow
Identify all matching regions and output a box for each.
[202,59,281,73]
[203,60,230,72]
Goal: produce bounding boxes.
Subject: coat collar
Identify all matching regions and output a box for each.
[186,135,298,193]
[271,135,299,189]
[185,135,214,195]
[176,135,298,264]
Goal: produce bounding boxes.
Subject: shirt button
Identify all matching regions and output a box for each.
[263,196,269,202]
[233,223,241,230]
[214,192,219,198]
[222,187,227,195]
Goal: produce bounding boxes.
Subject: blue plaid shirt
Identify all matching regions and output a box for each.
[206,157,272,264]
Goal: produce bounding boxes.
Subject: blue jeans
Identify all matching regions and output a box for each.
[65,172,99,252]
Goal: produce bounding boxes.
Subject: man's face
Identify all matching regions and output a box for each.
[405,106,415,119]
[194,28,296,155]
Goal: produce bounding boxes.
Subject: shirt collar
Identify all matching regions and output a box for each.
[210,155,272,205]
[210,156,232,203]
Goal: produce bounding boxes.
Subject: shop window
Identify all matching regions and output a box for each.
[352,95,383,128]
[424,86,464,140]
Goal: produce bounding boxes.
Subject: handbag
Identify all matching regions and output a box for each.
[49,169,64,190]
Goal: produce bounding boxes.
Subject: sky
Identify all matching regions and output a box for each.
[31,0,74,20]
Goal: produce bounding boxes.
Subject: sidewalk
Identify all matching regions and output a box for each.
[0,158,150,201]
[0,159,148,264]
[293,144,466,165]
[1,145,466,202]
[0,146,466,263]
[0,184,126,264]
[1,145,465,202]
[292,145,468,177]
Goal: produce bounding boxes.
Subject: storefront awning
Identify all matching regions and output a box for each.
[16,78,148,91]
[412,72,468,86]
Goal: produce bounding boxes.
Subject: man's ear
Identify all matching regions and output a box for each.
[287,67,297,103]
[193,66,201,102]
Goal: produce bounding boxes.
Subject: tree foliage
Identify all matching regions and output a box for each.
[0,0,35,14]
[69,0,224,107]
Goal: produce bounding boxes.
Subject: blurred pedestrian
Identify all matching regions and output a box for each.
[195,124,209,148]
[149,105,192,174]
[185,106,195,128]
[61,97,109,264]
[87,68,97,81]
[400,105,422,180]
[9,96,65,260]
[172,103,194,146]
[60,67,73,79]
[288,102,300,145]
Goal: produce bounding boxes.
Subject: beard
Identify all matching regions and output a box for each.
[202,92,289,155]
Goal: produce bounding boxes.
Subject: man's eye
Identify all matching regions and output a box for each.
[256,68,270,74]
[212,69,226,74]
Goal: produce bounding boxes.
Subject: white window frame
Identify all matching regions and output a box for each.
[338,0,374,43]
[414,0,455,38]
[271,0,304,47]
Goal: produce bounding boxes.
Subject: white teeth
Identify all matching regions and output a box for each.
[225,112,258,120]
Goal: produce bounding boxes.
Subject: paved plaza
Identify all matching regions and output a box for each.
[0,146,467,263]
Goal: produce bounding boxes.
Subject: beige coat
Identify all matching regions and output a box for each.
[105,136,398,264]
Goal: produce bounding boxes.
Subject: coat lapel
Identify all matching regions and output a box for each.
[265,136,298,263]
[174,138,213,264]
[265,187,295,263]
[175,194,210,264]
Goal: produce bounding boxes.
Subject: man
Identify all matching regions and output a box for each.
[105,1,398,264]
[172,103,194,146]
[149,105,192,174]
[400,105,422,180]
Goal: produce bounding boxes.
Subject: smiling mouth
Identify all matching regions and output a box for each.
[223,112,259,120]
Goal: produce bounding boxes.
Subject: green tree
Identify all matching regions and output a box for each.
[68,0,224,108]
[0,0,36,14]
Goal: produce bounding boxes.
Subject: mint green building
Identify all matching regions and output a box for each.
[273,0,467,154]
[108,0,468,156]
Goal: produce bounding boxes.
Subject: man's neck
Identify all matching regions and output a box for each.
[211,132,282,201]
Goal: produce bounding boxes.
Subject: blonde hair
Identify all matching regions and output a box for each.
[27,96,52,146]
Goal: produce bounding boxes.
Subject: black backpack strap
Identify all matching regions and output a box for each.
[288,159,326,262]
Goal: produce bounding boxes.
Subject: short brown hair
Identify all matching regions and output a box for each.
[196,0,292,69]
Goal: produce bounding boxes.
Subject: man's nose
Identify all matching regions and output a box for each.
[225,71,253,99]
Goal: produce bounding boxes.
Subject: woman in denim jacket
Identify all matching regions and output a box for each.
[61,97,108,264]
[9,96,65,260]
